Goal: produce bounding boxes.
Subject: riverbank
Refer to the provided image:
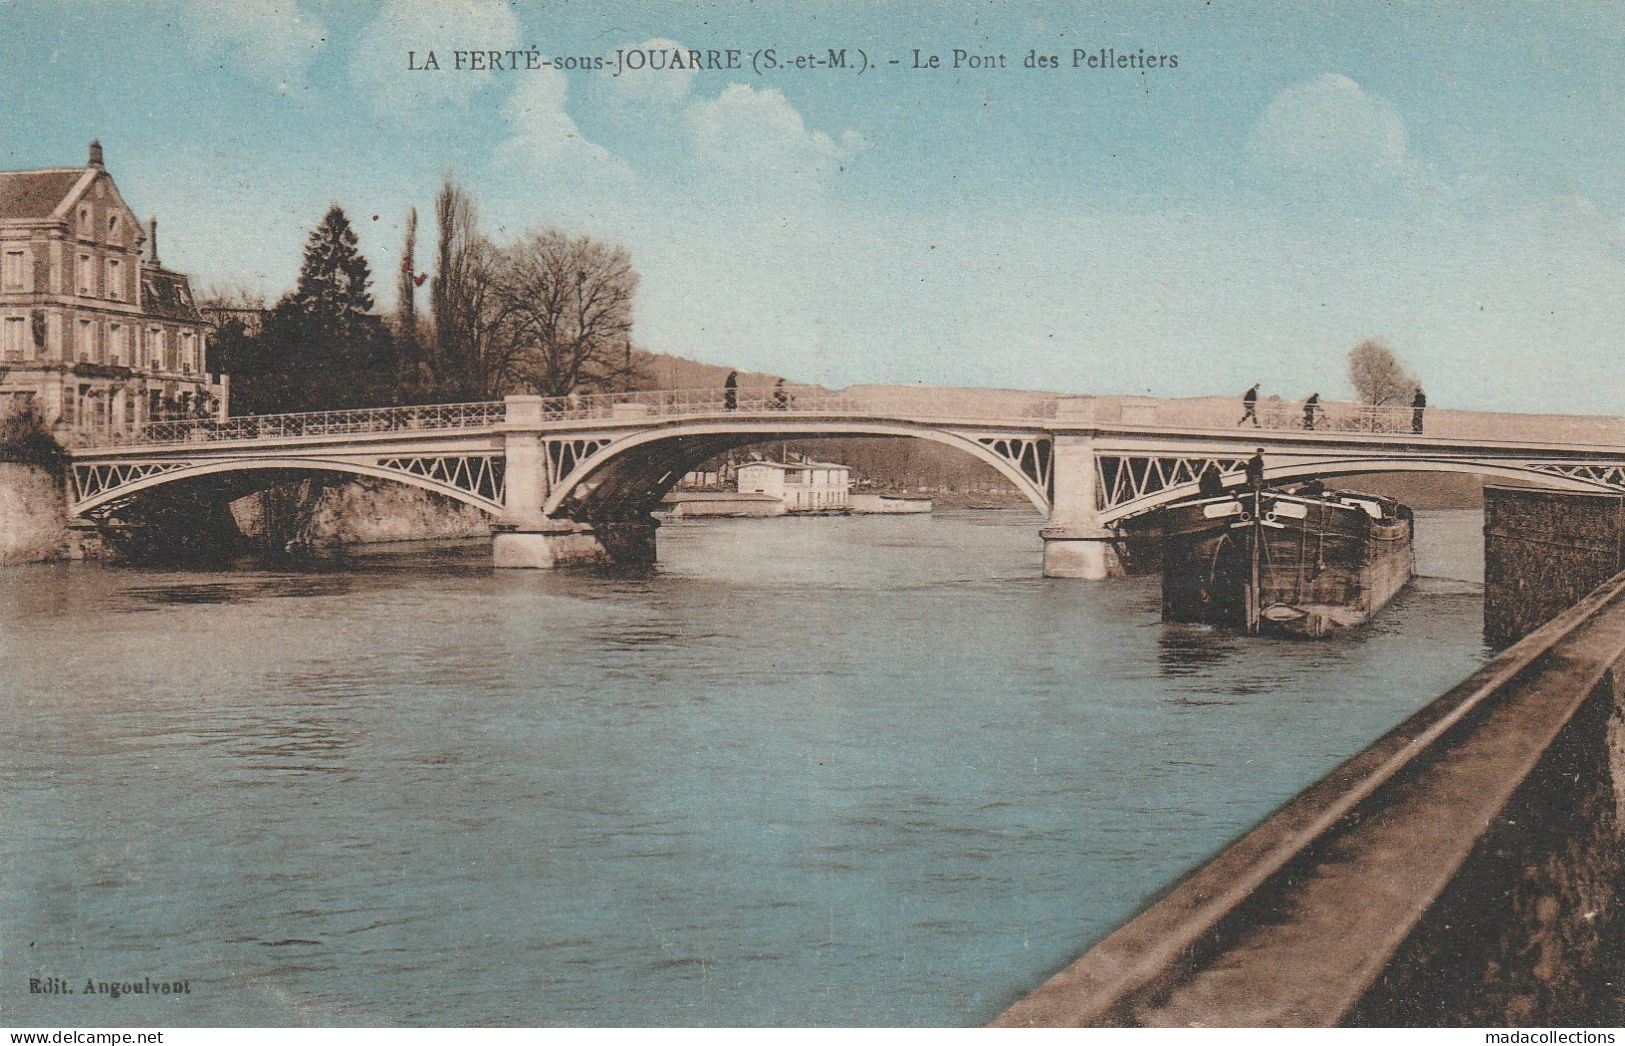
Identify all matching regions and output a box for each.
[0,465,491,567]
[0,463,70,565]
[233,479,491,549]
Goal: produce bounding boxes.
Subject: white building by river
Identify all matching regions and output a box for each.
[737,459,851,512]
[0,140,225,437]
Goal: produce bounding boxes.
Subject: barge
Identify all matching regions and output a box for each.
[1160,483,1415,637]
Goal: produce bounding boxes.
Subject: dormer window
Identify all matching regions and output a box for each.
[107,215,120,245]
[78,207,91,238]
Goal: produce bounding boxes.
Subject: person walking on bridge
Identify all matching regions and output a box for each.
[723,370,738,411]
[771,378,789,410]
[1412,386,1426,434]
[1302,392,1320,431]
[1238,383,1261,427]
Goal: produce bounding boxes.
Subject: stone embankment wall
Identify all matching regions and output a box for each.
[1484,485,1625,645]
[232,479,491,549]
[994,570,1625,1028]
[0,463,70,564]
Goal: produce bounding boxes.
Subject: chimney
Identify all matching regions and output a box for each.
[88,139,104,168]
[148,216,160,266]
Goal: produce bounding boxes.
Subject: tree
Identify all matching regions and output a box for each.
[429,180,505,400]
[1347,338,1417,406]
[291,205,374,338]
[396,206,432,400]
[490,228,639,396]
[224,205,397,412]
[398,206,418,337]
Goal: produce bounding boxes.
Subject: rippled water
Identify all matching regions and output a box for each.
[0,510,1489,1026]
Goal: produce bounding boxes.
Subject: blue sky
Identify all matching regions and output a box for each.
[3,1,1622,412]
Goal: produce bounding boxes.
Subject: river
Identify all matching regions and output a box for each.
[0,509,1490,1026]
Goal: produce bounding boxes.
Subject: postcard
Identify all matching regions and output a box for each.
[2,0,1622,1034]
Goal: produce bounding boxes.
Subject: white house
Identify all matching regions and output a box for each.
[736,459,851,513]
[0,141,225,435]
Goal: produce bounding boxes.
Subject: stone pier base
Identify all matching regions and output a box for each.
[491,519,657,569]
[1041,526,1127,579]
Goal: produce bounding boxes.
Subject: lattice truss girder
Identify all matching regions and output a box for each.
[1097,455,1247,510]
[73,461,193,503]
[976,436,1053,498]
[375,455,506,505]
[545,438,611,489]
[1523,462,1625,489]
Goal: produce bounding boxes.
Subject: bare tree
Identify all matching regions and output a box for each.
[197,281,268,310]
[1347,338,1417,406]
[428,180,518,399]
[490,228,639,396]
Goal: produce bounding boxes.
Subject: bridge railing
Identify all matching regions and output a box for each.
[537,386,861,419]
[1256,400,1422,434]
[532,386,1059,422]
[76,400,508,447]
[72,386,1060,447]
[1100,398,1426,434]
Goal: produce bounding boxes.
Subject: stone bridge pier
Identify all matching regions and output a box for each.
[491,395,656,569]
[1041,401,1126,580]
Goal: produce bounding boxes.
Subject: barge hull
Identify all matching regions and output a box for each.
[1161,492,1416,637]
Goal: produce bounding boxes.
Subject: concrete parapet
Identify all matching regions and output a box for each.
[1053,397,1100,426]
[995,569,1625,1027]
[501,394,546,429]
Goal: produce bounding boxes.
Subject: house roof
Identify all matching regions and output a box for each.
[140,266,204,322]
[0,169,86,220]
[739,460,850,472]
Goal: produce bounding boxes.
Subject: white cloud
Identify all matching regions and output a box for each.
[683,84,866,187]
[178,0,326,94]
[350,0,520,125]
[501,67,628,179]
[592,38,697,115]
[1245,73,1412,188]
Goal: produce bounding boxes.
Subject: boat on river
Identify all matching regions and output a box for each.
[1160,483,1415,637]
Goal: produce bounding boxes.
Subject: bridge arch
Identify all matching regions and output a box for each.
[541,419,1053,520]
[1098,456,1616,525]
[70,456,506,519]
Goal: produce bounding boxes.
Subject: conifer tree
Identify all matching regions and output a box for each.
[291,205,374,339]
[258,205,393,409]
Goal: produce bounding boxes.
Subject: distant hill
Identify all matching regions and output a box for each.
[630,351,794,394]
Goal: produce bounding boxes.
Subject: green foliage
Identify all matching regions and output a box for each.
[293,205,375,335]
[0,401,66,472]
[212,207,402,414]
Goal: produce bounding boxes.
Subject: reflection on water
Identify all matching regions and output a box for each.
[0,510,1489,1026]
